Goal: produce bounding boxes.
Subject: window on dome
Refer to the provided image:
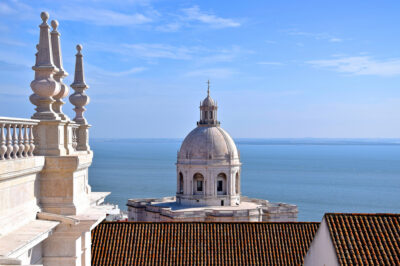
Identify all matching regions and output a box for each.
[193,173,204,195]
[210,111,213,119]
[217,180,223,191]
[217,173,227,195]
[179,172,184,194]
[235,172,239,194]
[197,180,203,191]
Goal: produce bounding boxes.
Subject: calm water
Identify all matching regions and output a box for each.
[90,139,400,221]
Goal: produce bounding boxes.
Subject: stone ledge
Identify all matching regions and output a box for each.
[0,219,59,259]
[0,156,45,181]
[90,192,111,206]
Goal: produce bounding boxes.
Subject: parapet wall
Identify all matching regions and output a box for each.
[127,196,298,222]
[0,156,45,235]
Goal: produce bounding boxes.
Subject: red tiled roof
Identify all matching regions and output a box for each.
[91,222,319,266]
[325,213,400,265]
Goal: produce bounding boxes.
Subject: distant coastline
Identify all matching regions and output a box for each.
[92,138,400,146]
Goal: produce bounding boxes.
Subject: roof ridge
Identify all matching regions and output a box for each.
[101,221,321,225]
[325,213,400,217]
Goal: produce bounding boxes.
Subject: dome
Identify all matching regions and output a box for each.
[178,126,239,162]
[202,95,215,107]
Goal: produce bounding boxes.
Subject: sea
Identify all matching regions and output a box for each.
[89,138,400,221]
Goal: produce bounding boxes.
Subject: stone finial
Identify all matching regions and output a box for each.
[70,44,90,124]
[30,11,60,120]
[51,19,70,120]
[30,45,40,104]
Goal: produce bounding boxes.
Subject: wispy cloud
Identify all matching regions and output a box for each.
[0,60,30,71]
[53,7,152,26]
[181,6,240,28]
[0,38,26,47]
[0,2,14,14]
[307,56,400,76]
[156,5,241,32]
[198,46,251,64]
[0,0,35,22]
[257,61,283,66]
[156,22,182,32]
[185,68,237,79]
[93,42,248,65]
[85,64,146,83]
[287,30,343,43]
[329,38,342,43]
[105,67,147,76]
[121,43,194,60]
[0,50,32,68]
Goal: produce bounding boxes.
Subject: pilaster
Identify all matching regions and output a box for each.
[40,152,93,215]
[34,120,67,156]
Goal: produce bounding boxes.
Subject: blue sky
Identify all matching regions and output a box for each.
[1,0,400,138]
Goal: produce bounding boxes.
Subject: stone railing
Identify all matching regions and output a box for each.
[70,123,80,151]
[0,117,39,160]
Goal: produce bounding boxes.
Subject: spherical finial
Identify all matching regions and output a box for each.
[40,12,49,23]
[76,44,83,52]
[51,19,59,30]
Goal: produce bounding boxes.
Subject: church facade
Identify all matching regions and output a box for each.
[127,86,298,222]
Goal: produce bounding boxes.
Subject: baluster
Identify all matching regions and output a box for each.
[18,125,24,158]
[0,124,6,160]
[29,125,35,156]
[6,124,12,159]
[24,125,30,157]
[12,124,19,159]
[71,127,76,151]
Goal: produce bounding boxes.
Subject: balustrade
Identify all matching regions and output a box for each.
[71,124,79,151]
[0,117,39,160]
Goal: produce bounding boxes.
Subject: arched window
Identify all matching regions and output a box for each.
[217,173,227,195]
[235,172,239,194]
[179,172,184,194]
[193,173,204,195]
[209,111,213,119]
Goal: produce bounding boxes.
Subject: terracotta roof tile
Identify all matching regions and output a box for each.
[91,222,319,266]
[325,213,400,265]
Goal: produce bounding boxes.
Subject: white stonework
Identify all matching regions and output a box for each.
[128,84,298,222]
[30,12,60,121]
[128,196,297,222]
[0,12,110,266]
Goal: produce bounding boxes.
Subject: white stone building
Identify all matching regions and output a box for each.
[0,12,110,265]
[127,84,298,222]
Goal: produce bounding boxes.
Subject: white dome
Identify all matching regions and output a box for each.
[202,95,215,107]
[178,126,239,163]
